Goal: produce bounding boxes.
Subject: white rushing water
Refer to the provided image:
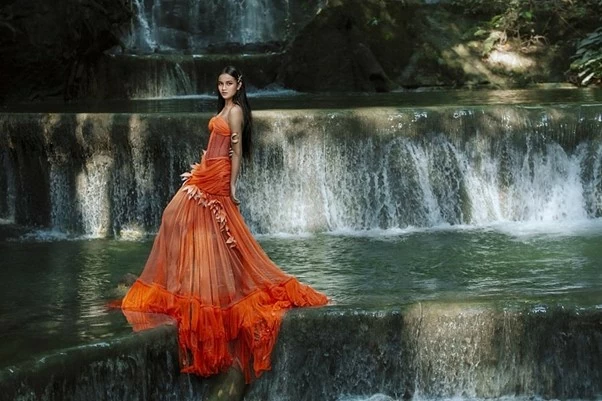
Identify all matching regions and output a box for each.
[124,0,158,51]
[123,0,325,52]
[241,112,602,235]
[338,396,602,401]
[1,108,601,239]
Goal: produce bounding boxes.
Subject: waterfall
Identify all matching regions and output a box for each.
[246,306,602,400]
[125,0,157,52]
[241,108,602,233]
[123,0,325,53]
[95,53,282,98]
[0,149,15,222]
[1,108,601,401]
[245,130,597,232]
[2,306,600,401]
[0,324,211,401]
[102,0,322,98]
[127,61,196,98]
[1,106,601,237]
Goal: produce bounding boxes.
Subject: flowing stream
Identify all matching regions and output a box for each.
[1,102,601,400]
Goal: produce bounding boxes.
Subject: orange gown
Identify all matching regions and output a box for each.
[119,115,328,382]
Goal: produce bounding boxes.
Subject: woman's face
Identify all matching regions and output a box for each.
[217,73,241,101]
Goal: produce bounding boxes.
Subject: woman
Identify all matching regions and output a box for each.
[119,66,328,382]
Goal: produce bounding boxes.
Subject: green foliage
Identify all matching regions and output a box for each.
[451,0,599,43]
[451,0,602,86]
[487,0,535,39]
[570,27,602,86]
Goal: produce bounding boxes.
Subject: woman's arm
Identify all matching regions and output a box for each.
[228,106,244,205]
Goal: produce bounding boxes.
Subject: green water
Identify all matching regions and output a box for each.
[4,87,602,113]
[1,221,601,369]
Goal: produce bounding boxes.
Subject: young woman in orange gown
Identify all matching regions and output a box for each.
[119,66,328,382]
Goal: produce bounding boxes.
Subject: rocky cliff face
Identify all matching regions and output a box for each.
[0,0,131,103]
[278,0,415,92]
[0,0,598,103]
[276,0,595,92]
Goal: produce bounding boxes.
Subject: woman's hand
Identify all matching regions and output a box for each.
[231,184,241,206]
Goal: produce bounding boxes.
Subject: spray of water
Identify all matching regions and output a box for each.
[2,108,601,239]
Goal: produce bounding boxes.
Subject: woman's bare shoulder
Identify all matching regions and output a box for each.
[229,104,243,118]
[228,105,243,126]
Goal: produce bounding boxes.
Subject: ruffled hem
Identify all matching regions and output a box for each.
[119,277,328,382]
[115,157,329,382]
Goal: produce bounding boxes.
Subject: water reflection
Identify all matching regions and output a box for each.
[259,222,602,306]
[4,87,602,114]
[1,222,601,368]
[0,240,146,367]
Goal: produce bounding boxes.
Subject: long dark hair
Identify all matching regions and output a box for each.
[217,65,253,160]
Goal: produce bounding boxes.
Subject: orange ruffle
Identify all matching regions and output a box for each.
[120,276,327,381]
[180,158,231,197]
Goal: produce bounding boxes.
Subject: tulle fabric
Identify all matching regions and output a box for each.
[117,116,328,382]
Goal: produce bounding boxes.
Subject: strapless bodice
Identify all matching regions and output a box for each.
[205,115,231,159]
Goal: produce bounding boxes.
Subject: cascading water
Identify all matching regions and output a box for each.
[1,106,601,401]
[245,306,602,401]
[0,150,15,223]
[127,0,157,51]
[243,120,600,233]
[95,1,324,99]
[123,0,323,53]
[243,108,602,233]
[3,107,600,238]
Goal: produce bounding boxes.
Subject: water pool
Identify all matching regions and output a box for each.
[2,220,601,370]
